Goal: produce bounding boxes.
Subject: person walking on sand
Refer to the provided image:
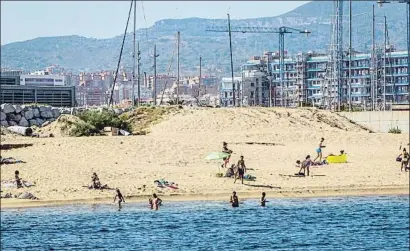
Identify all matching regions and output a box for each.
[149,193,162,210]
[398,148,409,172]
[234,155,246,184]
[113,188,125,207]
[230,191,239,207]
[261,192,267,207]
[222,142,233,168]
[314,138,326,162]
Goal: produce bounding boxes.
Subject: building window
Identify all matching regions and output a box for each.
[251,82,255,87]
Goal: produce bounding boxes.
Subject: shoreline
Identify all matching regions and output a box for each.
[1,186,408,210]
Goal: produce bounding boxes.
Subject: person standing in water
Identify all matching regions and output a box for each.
[234,155,246,184]
[113,188,125,207]
[261,192,267,207]
[149,193,162,210]
[230,191,239,207]
[314,138,326,162]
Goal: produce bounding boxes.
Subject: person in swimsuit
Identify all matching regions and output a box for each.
[398,148,409,171]
[113,188,125,207]
[14,170,23,188]
[221,142,233,168]
[230,191,239,207]
[149,193,162,210]
[297,155,313,176]
[261,192,267,207]
[234,155,246,184]
[314,138,326,162]
[91,172,102,189]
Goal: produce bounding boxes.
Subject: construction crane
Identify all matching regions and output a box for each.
[206,24,311,107]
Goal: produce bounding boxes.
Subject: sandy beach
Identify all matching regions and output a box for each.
[1,107,409,209]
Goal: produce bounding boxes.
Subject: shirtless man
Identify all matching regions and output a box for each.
[15,170,23,189]
[113,188,125,207]
[149,193,163,210]
[234,155,246,184]
[230,191,239,207]
[261,192,267,207]
[313,138,326,162]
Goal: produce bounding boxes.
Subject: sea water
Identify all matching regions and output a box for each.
[1,196,409,250]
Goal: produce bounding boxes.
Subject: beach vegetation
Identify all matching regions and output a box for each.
[77,109,131,132]
[388,126,402,134]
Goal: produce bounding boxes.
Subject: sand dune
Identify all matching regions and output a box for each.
[1,107,408,208]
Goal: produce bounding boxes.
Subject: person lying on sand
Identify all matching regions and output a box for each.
[397,148,409,172]
[149,193,163,210]
[296,155,313,176]
[327,150,345,157]
[234,156,246,184]
[113,188,125,207]
[221,142,233,168]
[261,192,267,207]
[313,138,326,162]
[230,191,239,207]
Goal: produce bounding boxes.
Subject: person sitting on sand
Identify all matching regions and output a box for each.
[234,155,246,184]
[261,192,267,207]
[296,155,313,176]
[221,142,233,168]
[113,188,125,207]
[398,148,409,172]
[225,164,236,178]
[91,172,102,189]
[313,138,326,162]
[230,191,239,207]
[14,170,23,189]
[149,193,163,210]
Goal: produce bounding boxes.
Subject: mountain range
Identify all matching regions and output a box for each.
[1,1,407,75]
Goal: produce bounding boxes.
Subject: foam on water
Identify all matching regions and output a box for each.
[1,196,409,250]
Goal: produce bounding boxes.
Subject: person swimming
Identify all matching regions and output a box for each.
[313,138,326,162]
[230,191,239,207]
[261,192,267,207]
[113,188,125,207]
[149,193,162,210]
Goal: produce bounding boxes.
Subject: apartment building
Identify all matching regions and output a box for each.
[220,77,242,107]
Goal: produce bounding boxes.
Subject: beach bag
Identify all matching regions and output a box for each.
[396,157,402,162]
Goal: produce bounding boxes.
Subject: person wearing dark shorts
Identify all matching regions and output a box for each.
[230,191,239,207]
[234,155,246,184]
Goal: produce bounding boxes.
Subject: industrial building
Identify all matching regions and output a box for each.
[0,70,76,107]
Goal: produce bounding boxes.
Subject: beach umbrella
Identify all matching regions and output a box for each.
[205,152,230,160]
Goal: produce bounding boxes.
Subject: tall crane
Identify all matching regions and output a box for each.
[206,25,311,107]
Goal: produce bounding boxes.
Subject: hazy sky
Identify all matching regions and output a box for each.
[1,1,308,45]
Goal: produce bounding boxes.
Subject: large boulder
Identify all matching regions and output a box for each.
[1,104,15,114]
[18,117,29,127]
[14,105,22,114]
[36,118,44,125]
[7,113,17,121]
[32,108,40,118]
[24,110,34,120]
[29,119,38,126]
[1,120,9,127]
[0,112,6,120]
[51,108,60,118]
[15,114,22,122]
[40,111,53,119]
[39,106,51,112]
[8,121,17,126]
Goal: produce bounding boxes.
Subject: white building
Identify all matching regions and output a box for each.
[220,77,242,107]
[20,74,69,87]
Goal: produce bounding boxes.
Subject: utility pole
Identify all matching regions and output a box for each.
[384,16,387,111]
[348,0,352,112]
[227,14,236,107]
[177,31,180,104]
[137,42,141,107]
[131,0,136,106]
[371,4,376,111]
[199,56,202,99]
[153,44,159,106]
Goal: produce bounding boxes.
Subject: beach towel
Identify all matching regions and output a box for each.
[1,180,35,188]
[154,179,179,189]
[243,174,256,181]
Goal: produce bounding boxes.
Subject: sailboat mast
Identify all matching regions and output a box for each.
[177,31,180,104]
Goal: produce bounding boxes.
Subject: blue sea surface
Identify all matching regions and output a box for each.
[1,196,409,250]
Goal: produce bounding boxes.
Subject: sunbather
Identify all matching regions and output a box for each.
[225,164,235,177]
[91,172,102,189]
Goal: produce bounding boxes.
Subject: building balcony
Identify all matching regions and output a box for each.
[306,68,325,72]
[307,85,321,89]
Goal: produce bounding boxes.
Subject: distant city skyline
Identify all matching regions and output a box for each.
[1,1,308,45]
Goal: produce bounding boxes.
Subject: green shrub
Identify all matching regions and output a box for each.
[69,121,99,137]
[388,127,402,134]
[77,109,130,131]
